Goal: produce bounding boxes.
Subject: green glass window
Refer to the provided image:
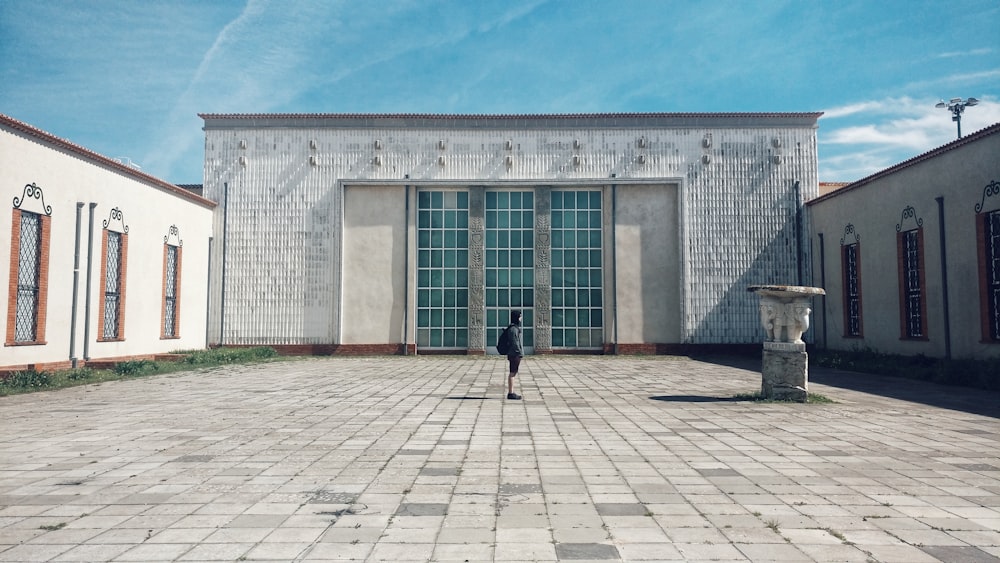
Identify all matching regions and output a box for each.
[417,190,469,349]
[551,190,603,348]
[486,190,534,350]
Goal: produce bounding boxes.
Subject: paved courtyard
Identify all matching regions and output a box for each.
[0,355,998,562]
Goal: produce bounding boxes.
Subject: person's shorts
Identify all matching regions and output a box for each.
[507,355,521,375]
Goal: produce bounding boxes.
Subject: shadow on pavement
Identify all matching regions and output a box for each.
[808,367,1000,419]
[650,395,739,403]
[692,354,1000,419]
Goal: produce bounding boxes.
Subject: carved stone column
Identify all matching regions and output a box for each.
[533,186,552,352]
[467,187,486,353]
[747,285,825,402]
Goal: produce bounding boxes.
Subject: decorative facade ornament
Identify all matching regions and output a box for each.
[975,179,1000,213]
[840,223,859,246]
[533,187,552,351]
[103,207,129,233]
[13,183,52,215]
[467,187,486,350]
[164,225,183,247]
[895,205,922,232]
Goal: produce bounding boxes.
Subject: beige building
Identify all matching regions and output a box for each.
[808,122,1000,360]
[201,112,822,354]
[1,114,216,373]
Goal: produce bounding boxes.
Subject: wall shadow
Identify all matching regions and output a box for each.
[809,366,1000,419]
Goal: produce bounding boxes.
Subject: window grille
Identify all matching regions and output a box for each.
[902,229,923,338]
[103,231,123,339]
[987,210,1000,340]
[843,243,861,337]
[14,211,42,342]
[164,245,178,337]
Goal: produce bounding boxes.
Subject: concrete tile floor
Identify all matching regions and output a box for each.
[0,355,998,562]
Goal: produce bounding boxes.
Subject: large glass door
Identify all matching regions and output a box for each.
[486,191,534,353]
[416,190,469,350]
[550,190,603,349]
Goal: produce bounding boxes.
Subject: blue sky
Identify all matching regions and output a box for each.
[1,0,997,185]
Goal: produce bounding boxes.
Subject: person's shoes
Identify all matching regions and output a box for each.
[506,393,522,400]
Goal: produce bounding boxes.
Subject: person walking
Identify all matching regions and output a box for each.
[505,309,523,400]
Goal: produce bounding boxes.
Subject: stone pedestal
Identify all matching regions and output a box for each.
[747,285,825,403]
[762,341,808,402]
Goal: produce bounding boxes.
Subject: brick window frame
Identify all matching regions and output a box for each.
[978,208,1000,343]
[161,226,182,339]
[98,212,129,342]
[6,208,51,346]
[841,241,863,338]
[896,227,927,340]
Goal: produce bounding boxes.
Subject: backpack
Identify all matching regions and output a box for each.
[496,324,513,355]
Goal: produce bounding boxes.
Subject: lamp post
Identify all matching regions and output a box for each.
[935,97,979,139]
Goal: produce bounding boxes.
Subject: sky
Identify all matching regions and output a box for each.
[1,0,998,186]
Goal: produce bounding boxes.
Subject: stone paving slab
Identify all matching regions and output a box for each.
[0,355,998,562]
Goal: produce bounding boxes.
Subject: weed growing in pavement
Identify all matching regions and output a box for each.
[732,391,835,404]
[765,519,781,533]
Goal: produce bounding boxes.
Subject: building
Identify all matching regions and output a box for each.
[808,122,1000,360]
[1,114,216,373]
[201,113,821,355]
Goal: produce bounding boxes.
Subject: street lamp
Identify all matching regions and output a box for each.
[935,97,979,139]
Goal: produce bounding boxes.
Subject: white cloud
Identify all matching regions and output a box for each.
[817,95,1000,181]
[937,48,993,59]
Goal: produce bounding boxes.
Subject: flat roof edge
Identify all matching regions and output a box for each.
[200,112,823,130]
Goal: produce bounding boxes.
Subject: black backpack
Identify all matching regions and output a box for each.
[496,324,513,354]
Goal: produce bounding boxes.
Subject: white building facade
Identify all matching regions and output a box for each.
[1,114,216,373]
[201,113,821,354]
[809,122,1000,360]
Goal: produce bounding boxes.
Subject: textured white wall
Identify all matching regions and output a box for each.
[203,115,819,346]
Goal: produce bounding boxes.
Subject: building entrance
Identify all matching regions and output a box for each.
[485,190,534,353]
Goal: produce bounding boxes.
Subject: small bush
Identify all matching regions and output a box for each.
[180,346,278,365]
[113,360,158,376]
[66,368,94,381]
[2,370,53,388]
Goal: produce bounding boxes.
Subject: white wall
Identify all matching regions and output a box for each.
[809,126,1000,360]
[203,114,820,347]
[1,120,215,371]
[341,185,407,344]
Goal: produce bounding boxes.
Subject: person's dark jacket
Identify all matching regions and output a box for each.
[508,323,523,358]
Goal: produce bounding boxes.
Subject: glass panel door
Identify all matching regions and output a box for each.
[486,190,533,353]
[551,190,603,348]
[417,190,469,349]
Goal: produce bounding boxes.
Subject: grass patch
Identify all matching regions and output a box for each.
[0,347,281,397]
[114,359,159,377]
[1,369,53,390]
[813,349,1000,391]
[733,391,834,404]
